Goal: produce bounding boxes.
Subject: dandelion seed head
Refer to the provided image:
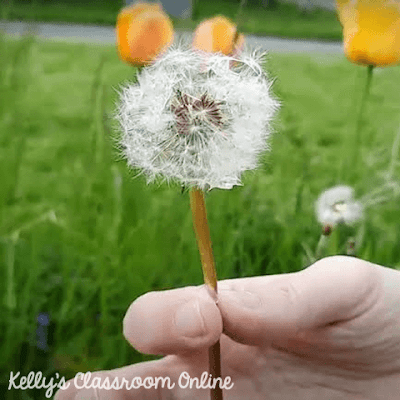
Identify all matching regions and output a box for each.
[316,185,364,227]
[115,45,279,190]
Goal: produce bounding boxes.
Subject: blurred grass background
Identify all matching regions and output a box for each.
[1,11,400,400]
[0,0,343,41]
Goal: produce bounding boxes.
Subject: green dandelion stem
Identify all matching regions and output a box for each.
[315,233,329,260]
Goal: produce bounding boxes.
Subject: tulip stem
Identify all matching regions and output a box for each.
[136,65,144,78]
[189,188,222,400]
[353,64,374,170]
[235,0,247,31]
[235,0,247,21]
[231,0,247,53]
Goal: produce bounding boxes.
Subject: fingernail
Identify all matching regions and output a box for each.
[174,299,206,338]
[220,289,261,309]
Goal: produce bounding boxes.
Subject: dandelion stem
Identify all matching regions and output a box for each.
[315,233,329,260]
[189,188,222,400]
[189,189,218,290]
[352,65,374,170]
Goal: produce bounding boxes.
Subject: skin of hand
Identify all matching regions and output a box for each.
[55,256,400,399]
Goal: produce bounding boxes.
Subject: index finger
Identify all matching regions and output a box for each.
[123,285,222,356]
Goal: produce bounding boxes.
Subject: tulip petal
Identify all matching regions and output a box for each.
[336,0,400,66]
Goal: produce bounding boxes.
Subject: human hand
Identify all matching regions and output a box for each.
[55,256,400,399]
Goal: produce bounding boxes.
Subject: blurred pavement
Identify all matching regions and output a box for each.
[0,20,343,53]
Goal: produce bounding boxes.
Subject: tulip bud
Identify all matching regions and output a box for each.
[116,2,174,67]
[193,15,245,57]
[336,0,400,67]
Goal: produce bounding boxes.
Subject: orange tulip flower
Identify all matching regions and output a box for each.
[192,15,245,57]
[116,2,174,67]
[336,0,400,67]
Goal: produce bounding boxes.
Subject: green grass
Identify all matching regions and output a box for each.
[0,0,344,41]
[1,33,400,399]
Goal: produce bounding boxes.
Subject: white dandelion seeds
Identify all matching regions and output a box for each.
[114,44,279,191]
[316,185,364,228]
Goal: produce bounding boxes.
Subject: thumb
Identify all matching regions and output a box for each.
[217,256,380,346]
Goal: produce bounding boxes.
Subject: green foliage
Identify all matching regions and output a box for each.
[1,35,400,399]
[1,0,343,41]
